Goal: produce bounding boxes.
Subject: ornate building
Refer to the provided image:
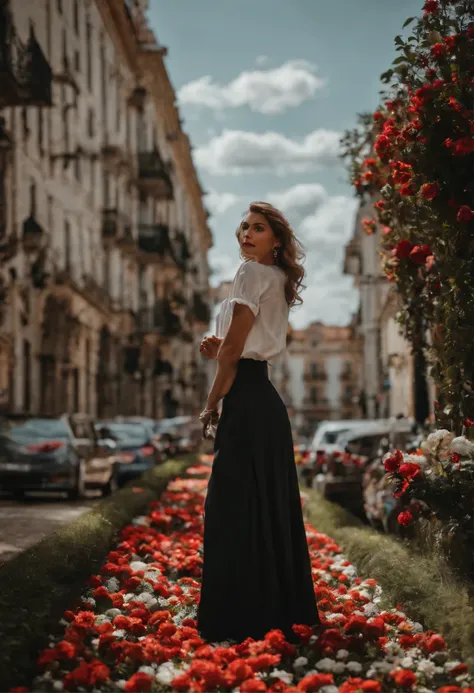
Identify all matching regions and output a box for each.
[0,0,212,418]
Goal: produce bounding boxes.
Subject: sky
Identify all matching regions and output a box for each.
[147,0,422,330]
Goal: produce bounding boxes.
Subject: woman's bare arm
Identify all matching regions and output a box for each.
[205,303,256,411]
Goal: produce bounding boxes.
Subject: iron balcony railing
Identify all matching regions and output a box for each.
[0,4,52,107]
[137,149,173,199]
[138,223,170,255]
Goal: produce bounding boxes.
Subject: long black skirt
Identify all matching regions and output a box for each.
[197,358,320,643]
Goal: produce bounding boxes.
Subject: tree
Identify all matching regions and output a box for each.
[341,0,474,435]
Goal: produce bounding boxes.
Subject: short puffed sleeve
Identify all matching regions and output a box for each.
[229,261,269,317]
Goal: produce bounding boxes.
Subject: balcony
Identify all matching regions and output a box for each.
[0,10,52,108]
[341,368,353,381]
[136,299,182,338]
[136,149,173,199]
[138,223,170,259]
[191,292,211,324]
[169,231,191,271]
[303,370,327,382]
[22,215,45,252]
[102,209,133,244]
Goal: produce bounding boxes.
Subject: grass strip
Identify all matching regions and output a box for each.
[0,456,196,690]
[303,489,474,670]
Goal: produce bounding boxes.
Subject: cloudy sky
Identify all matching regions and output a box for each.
[148,0,421,330]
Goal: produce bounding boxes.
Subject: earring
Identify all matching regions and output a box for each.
[273,247,279,258]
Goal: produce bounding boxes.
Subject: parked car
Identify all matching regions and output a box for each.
[0,413,118,500]
[96,421,162,485]
[312,420,415,517]
[155,416,201,456]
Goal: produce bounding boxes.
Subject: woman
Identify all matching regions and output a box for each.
[197,201,321,644]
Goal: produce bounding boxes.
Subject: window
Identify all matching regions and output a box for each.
[57,0,62,14]
[116,77,121,131]
[74,154,81,182]
[37,108,44,155]
[87,108,95,138]
[311,362,318,378]
[73,0,79,34]
[65,220,72,270]
[103,171,110,207]
[47,195,53,231]
[310,387,317,404]
[29,179,37,216]
[86,17,92,91]
[74,49,80,72]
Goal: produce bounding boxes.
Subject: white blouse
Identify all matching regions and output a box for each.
[215,260,289,365]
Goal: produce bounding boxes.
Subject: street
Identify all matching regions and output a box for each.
[0,491,101,566]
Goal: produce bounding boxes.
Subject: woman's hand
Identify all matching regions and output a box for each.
[200,335,222,360]
[199,408,219,439]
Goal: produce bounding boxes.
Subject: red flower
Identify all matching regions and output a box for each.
[398,462,421,479]
[420,182,440,200]
[374,134,391,157]
[240,680,267,692]
[444,35,457,51]
[375,200,385,210]
[451,137,474,156]
[409,245,432,264]
[423,0,439,13]
[394,240,414,259]
[400,183,416,196]
[438,688,462,693]
[450,664,469,677]
[297,673,334,691]
[431,43,445,58]
[382,226,391,235]
[391,669,418,688]
[362,218,377,234]
[384,449,403,473]
[373,111,384,122]
[361,682,382,692]
[425,633,447,652]
[464,418,474,428]
[398,511,414,527]
[448,96,462,112]
[457,206,473,223]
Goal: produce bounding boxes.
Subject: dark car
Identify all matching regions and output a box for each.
[96,421,162,485]
[0,414,118,500]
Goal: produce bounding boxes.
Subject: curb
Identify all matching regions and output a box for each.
[302,488,474,670]
[0,456,196,689]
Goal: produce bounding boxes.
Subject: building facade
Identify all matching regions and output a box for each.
[344,198,434,423]
[271,320,363,441]
[0,0,212,419]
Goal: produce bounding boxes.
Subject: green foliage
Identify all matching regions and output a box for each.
[341,0,474,434]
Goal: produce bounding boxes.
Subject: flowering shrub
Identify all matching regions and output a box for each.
[12,456,474,692]
[341,0,474,434]
[382,429,474,575]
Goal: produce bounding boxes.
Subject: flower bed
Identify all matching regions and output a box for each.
[13,455,474,693]
[382,429,474,578]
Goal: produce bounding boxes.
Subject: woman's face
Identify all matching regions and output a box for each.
[239,211,279,264]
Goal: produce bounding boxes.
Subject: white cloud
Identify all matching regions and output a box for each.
[255,55,269,66]
[195,129,342,175]
[177,60,326,115]
[204,190,242,216]
[207,183,359,327]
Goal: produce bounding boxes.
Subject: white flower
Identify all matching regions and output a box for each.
[316,658,335,672]
[138,581,154,594]
[105,577,120,593]
[445,660,462,672]
[136,591,155,604]
[336,650,349,660]
[385,641,403,657]
[293,656,308,669]
[129,560,148,572]
[363,603,379,617]
[132,516,149,526]
[105,608,122,618]
[138,666,156,676]
[95,614,111,625]
[372,661,394,674]
[123,593,136,603]
[346,661,363,673]
[416,659,436,678]
[112,629,126,639]
[117,680,127,691]
[425,429,454,455]
[53,682,64,691]
[319,687,339,693]
[400,656,414,668]
[333,662,346,674]
[270,669,293,684]
[450,436,474,458]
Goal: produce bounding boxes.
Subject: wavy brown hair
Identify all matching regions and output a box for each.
[236,201,306,308]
